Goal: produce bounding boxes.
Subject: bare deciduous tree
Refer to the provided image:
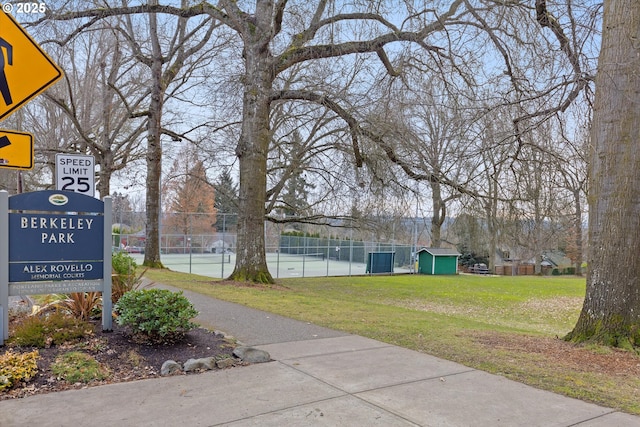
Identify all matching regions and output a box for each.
[42,27,148,197]
[114,0,218,267]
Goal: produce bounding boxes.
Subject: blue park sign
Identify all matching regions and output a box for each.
[8,190,103,281]
[0,190,113,343]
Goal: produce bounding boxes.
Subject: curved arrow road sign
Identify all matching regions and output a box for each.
[0,129,33,169]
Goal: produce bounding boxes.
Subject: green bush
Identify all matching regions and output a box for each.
[8,312,93,348]
[112,251,137,275]
[114,289,198,345]
[111,251,146,303]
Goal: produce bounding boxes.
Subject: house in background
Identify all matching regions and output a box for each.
[541,251,575,274]
[493,248,576,275]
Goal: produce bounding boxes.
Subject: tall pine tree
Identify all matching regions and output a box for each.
[214,168,238,232]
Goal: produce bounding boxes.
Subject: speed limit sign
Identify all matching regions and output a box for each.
[55,153,95,196]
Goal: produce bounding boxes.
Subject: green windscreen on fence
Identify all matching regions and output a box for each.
[366,252,395,274]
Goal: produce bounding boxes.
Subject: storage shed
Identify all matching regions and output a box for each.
[417,248,461,275]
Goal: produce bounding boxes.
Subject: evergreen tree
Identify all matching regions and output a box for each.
[214,168,238,232]
[281,171,314,219]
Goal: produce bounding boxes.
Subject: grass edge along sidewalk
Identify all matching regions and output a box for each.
[143,268,640,416]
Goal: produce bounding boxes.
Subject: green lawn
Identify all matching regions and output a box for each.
[142,270,640,415]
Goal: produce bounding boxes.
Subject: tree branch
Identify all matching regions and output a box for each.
[276,1,464,73]
[270,90,363,168]
[270,89,481,198]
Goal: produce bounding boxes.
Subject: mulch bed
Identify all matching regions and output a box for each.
[1,320,238,400]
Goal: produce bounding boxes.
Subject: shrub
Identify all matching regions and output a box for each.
[9,312,94,348]
[0,349,39,392]
[51,351,108,383]
[112,250,137,276]
[114,289,198,345]
[62,292,102,320]
[30,292,102,321]
[111,251,147,303]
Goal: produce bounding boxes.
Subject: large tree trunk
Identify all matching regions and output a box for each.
[96,152,111,199]
[573,189,583,277]
[228,35,274,283]
[143,100,163,268]
[430,181,445,247]
[485,177,499,273]
[142,9,164,268]
[567,0,640,347]
[533,195,543,275]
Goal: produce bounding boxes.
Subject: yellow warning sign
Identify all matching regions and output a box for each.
[0,129,33,169]
[0,12,63,121]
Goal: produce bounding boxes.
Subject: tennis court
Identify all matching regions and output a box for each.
[128,251,411,278]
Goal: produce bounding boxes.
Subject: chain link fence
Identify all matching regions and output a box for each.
[114,213,417,278]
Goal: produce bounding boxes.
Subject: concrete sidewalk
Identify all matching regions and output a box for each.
[2,286,639,426]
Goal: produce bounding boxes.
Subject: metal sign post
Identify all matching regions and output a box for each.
[0,191,8,343]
